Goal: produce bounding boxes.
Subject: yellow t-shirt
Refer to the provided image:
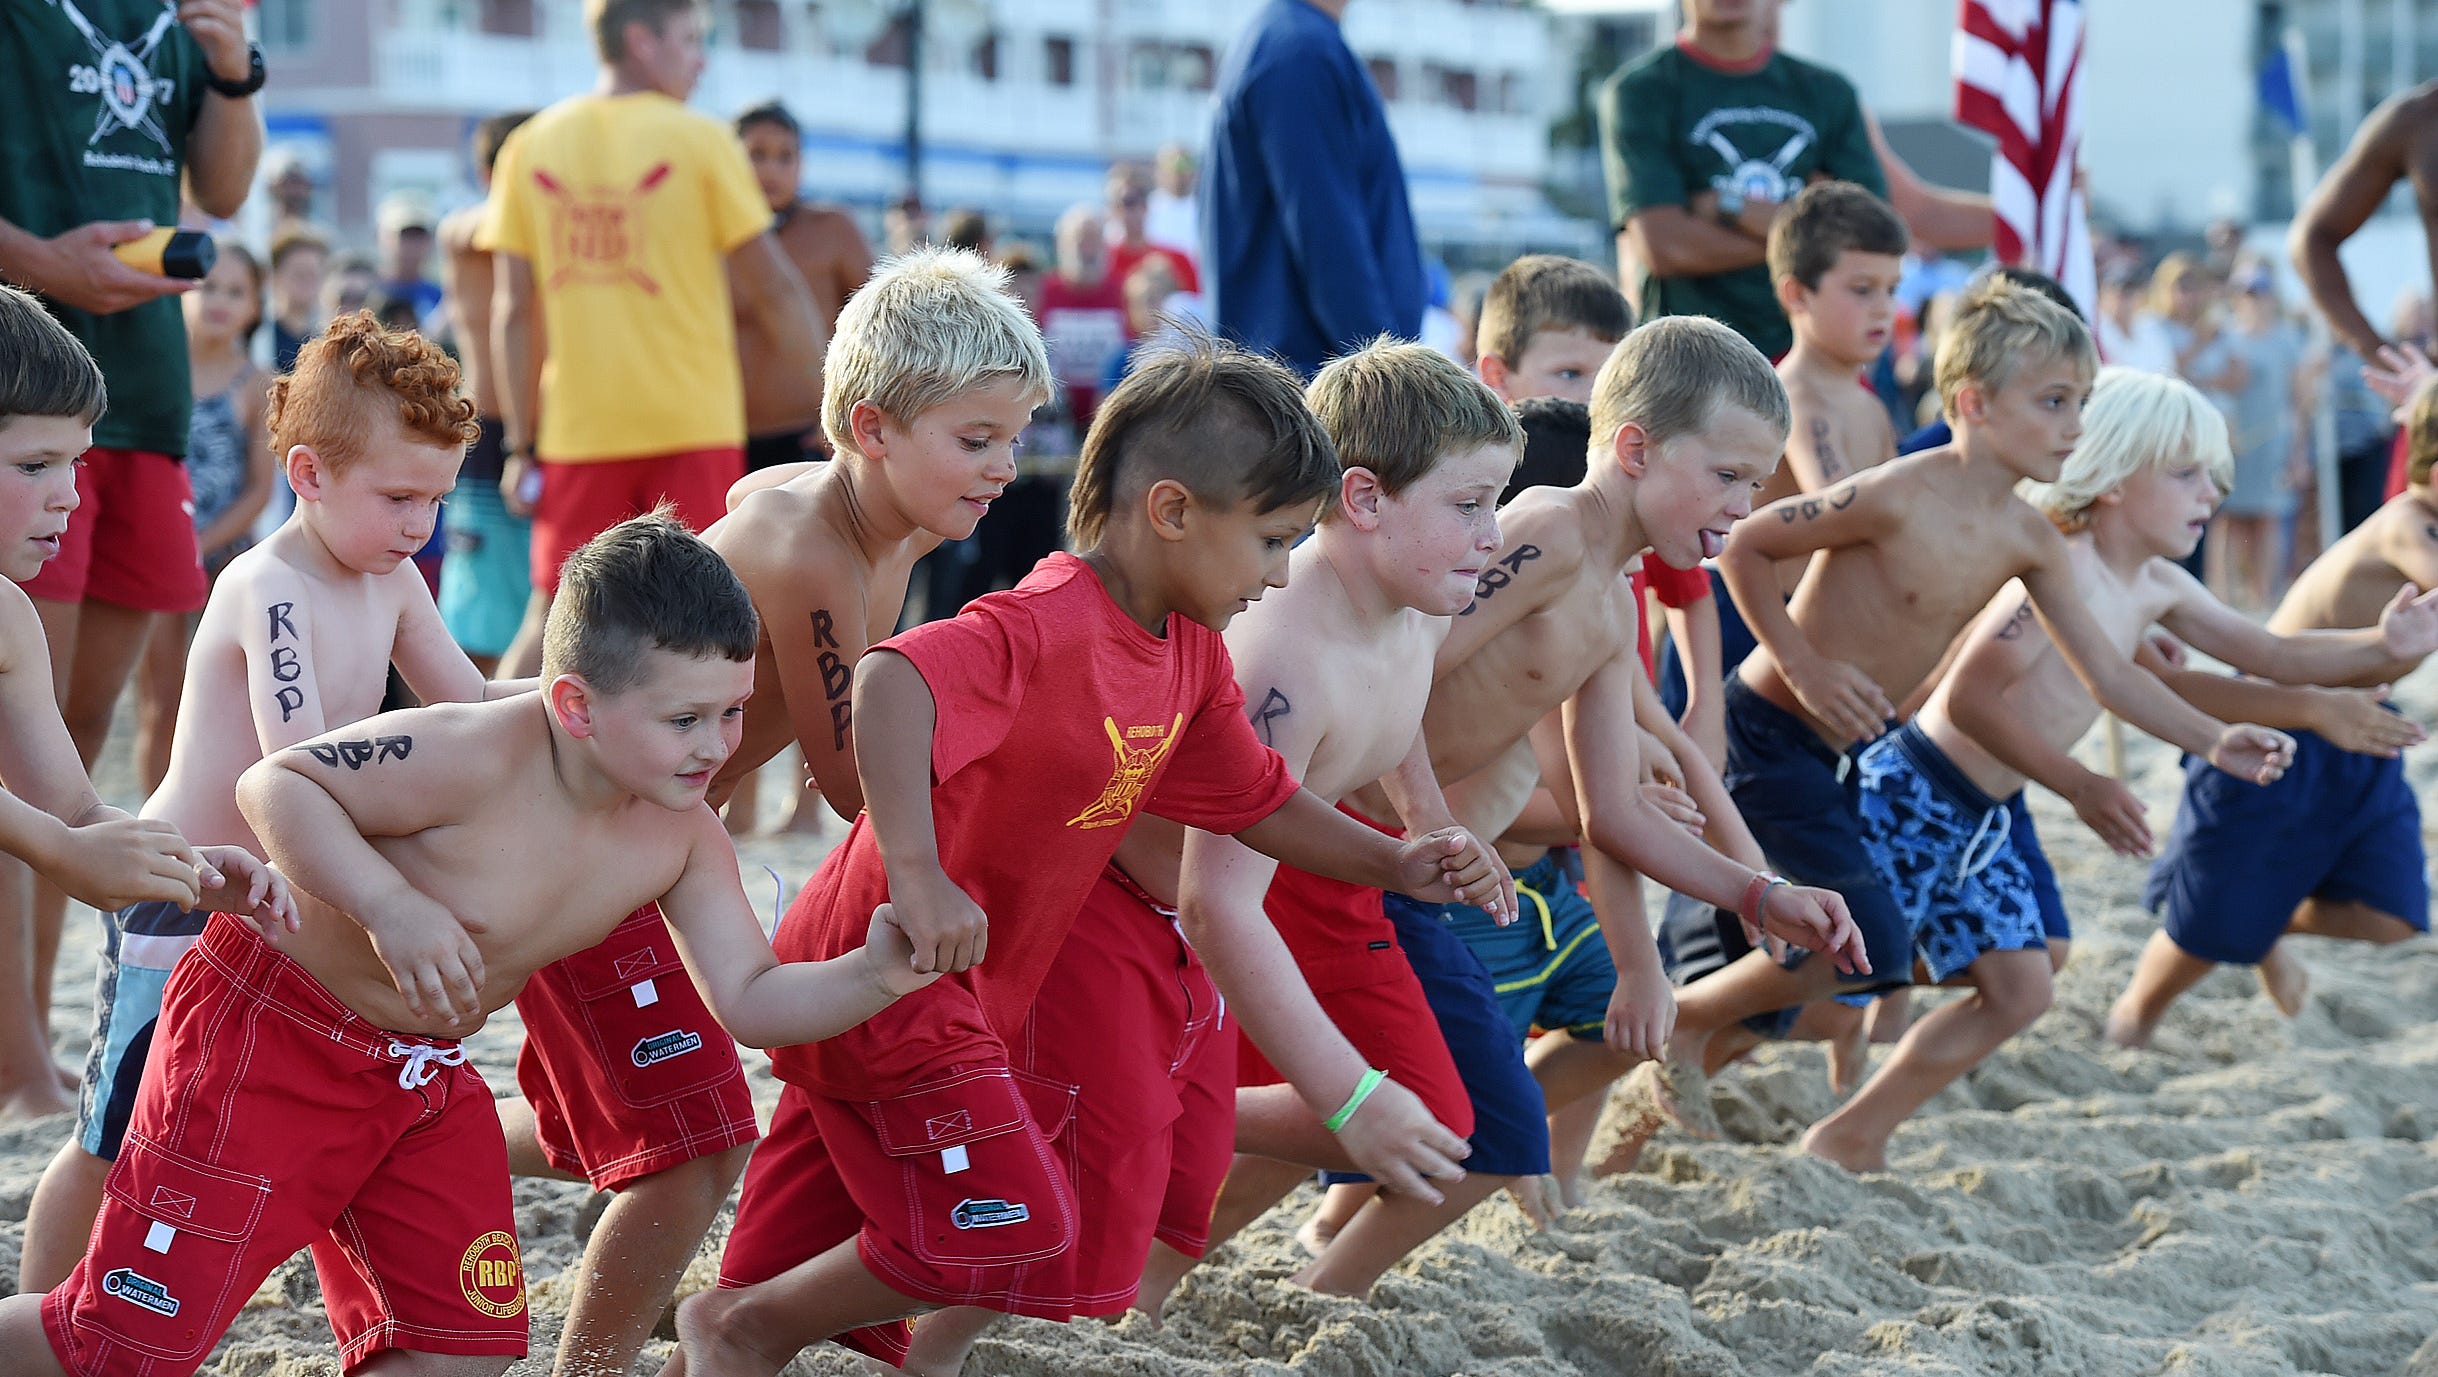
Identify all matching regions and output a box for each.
[478,93,770,463]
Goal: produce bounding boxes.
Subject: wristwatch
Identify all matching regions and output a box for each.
[1712,184,1746,230]
[204,43,266,99]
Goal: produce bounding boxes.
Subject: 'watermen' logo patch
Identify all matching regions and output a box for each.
[101,1268,179,1317]
[458,1231,525,1318]
[631,1029,703,1068]
[950,1198,1031,1230]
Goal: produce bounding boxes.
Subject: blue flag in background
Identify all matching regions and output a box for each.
[2259,42,2306,137]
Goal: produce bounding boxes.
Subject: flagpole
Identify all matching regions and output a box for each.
[2283,25,2345,555]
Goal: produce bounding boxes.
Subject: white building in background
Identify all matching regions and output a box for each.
[249,0,1590,259]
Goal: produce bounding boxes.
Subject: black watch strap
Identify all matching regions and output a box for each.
[205,44,266,99]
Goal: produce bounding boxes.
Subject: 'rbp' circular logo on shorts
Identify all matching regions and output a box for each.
[458,1231,525,1318]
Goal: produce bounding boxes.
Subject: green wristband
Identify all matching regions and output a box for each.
[1323,1068,1388,1134]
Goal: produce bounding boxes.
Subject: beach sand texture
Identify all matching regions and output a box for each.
[6,679,2436,1376]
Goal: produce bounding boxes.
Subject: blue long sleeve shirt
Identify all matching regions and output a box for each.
[1202,0,1425,379]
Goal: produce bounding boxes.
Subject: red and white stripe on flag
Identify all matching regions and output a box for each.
[1952,0,2097,319]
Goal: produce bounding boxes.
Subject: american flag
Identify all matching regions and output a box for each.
[1952,0,2096,318]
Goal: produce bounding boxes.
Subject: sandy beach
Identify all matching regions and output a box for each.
[6,679,2436,1377]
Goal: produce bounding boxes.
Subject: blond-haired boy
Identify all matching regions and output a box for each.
[1650,279,2294,1090]
[1804,367,2434,1170]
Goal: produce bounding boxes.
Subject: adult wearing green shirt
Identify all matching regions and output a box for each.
[0,0,261,1122]
[1597,0,1883,359]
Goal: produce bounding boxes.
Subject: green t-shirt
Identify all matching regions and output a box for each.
[0,0,213,457]
[1598,43,1884,359]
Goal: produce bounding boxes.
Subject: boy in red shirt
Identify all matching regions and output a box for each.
[676,338,1502,1374]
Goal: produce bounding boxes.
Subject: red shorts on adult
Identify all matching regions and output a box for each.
[1237,861,1475,1140]
[529,447,744,592]
[718,1061,1081,1366]
[1014,865,1236,1308]
[44,916,523,1377]
[23,447,206,612]
[513,904,759,1191]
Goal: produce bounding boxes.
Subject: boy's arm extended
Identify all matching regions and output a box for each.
[1718,476,1901,744]
[1565,647,1864,1055]
[1179,703,1473,1200]
[2154,665,2423,758]
[2154,560,2438,683]
[2017,530,2295,784]
[235,709,495,1026]
[1942,594,2157,858]
[655,809,930,1047]
[727,535,871,820]
[390,572,490,706]
[851,649,986,974]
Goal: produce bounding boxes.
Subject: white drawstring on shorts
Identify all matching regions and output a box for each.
[1956,804,2013,882]
[387,1039,468,1090]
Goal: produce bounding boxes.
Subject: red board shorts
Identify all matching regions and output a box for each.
[43,916,523,1376]
[1011,865,1235,1311]
[23,447,207,613]
[513,904,759,1192]
[530,447,745,593]
[1237,860,1476,1141]
[719,1050,1081,1366]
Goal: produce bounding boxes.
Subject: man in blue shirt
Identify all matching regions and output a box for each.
[1203,0,1423,378]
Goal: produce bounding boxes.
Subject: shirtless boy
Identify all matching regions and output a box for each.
[23,314,491,1291]
[1763,183,1905,523]
[1,514,929,1377]
[1650,278,2295,1091]
[2110,374,2438,1046]
[734,99,874,471]
[705,246,1050,829]
[0,288,290,1125]
[1309,319,1864,1206]
[437,109,537,673]
[677,337,1501,1374]
[1805,367,2426,1170]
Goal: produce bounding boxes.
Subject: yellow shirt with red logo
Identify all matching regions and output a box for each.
[478,92,770,463]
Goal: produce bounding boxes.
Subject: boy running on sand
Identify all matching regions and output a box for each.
[0,289,290,1124]
[704,247,1050,827]
[907,338,1522,1371]
[22,313,491,1290]
[1318,317,1865,1218]
[1647,278,2295,1096]
[677,337,1503,1374]
[1804,367,2433,1171]
[2109,375,2438,1047]
[1,514,933,1377]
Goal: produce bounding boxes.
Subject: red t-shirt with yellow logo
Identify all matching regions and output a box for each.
[476,91,770,463]
[770,553,1299,1098]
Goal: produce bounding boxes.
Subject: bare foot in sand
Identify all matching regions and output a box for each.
[1295,1211,1339,1258]
[2257,944,2309,1017]
[1865,989,1912,1044]
[669,1288,787,1377]
[1505,1173,1561,1230]
[1828,1016,1871,1097]
[2103,997,2158,1050]
[1653,1036,1724,1140]
[1799,1119,1887,1173]
[1590,1060,1689,1178]
[0,1077,74,1125]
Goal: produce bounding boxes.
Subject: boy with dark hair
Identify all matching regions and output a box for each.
[437,108,535,673]
[0,288,288,1125]
[2110,374,2438,1046]
[677,335,1502,1374]
[1644,279,2295,1099]
[2,510,928,1377]
[1764,181,1908,499]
